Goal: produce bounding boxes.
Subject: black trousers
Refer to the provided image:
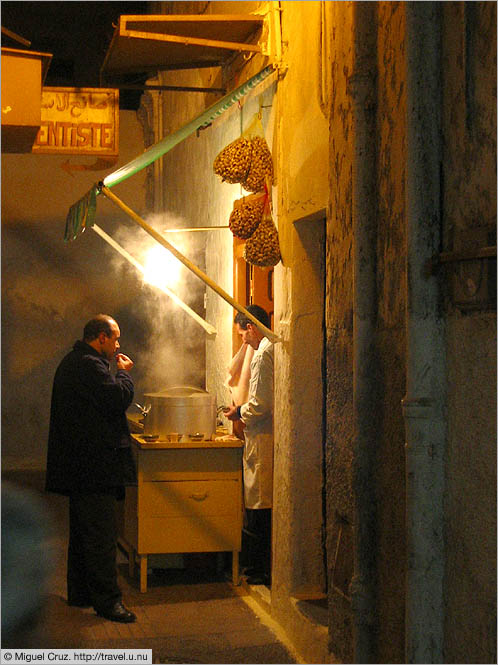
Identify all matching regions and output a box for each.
[241,508,272,577]
[68,492,121,611]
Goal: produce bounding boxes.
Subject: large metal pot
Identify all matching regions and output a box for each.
[142,385,216,440]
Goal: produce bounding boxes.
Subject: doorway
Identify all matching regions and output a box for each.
[290,212,328,606]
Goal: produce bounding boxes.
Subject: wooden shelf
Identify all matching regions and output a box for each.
[101,14,264,79]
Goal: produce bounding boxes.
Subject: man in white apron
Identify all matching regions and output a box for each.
[224,305,274,585]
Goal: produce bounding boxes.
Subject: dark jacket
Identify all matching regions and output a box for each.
[45,340,137,495]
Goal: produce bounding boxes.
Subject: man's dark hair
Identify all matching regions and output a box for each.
[234,304,270,330]
[83,315,115,341]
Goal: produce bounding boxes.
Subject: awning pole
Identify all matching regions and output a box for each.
[91,224,217,337]
[99,185,280,343]
[163,226,229,232]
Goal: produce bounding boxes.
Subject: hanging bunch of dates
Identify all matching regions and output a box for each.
[240,136,273,193]
[213,137,253,184]
[214,133,281,267]
[243,214,281,267]
[213,135,273,193]
[229,194,266,239]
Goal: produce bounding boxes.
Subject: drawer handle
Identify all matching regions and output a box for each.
[189,493,208,501]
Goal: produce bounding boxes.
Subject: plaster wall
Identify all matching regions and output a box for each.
[2,111,147,464]
[269,2,331,663]
[323,3,497,663]
[324,2,355,662]
[441,4,497,663]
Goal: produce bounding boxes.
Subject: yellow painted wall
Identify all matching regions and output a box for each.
[272,3,332,662]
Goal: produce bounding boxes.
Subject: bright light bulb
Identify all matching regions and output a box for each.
[143,245,181,289]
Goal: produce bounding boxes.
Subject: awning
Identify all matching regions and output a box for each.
[100,14,264,83]
[103,65,274,189]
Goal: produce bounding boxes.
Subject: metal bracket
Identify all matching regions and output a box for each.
[430,228,497,311]
[260,1,288,78]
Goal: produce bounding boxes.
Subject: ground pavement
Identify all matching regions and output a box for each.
[2,465,297,665]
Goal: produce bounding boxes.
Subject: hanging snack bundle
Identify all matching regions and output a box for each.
[241,136,273,193]
[214,120,279,267]
[243,214,281,267]
[229,194,266,239]
[213,137,253,184]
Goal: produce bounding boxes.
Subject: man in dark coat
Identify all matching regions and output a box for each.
[46,314,137,623]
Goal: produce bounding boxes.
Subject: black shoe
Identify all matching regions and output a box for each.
[96,601,136,623]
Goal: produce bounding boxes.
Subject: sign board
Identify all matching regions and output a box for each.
[32,87,119,156]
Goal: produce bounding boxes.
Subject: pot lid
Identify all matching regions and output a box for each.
[144,385,214,401]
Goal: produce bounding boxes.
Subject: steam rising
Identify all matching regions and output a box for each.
[142,244,182,290]
[105,213,207,399]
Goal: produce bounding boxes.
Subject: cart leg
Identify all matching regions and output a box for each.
[232,550,239,586]
[118,538,134,579]
[139,555,148,593]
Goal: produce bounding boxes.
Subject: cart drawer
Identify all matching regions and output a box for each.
[140,479,241,518]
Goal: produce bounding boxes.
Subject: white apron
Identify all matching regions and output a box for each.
[239,337,274,509]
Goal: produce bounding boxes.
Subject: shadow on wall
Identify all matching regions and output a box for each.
[2,216,208,461]
[1,218,139,461]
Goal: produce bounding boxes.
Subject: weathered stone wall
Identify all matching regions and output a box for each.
[441,3,497,663]
[325,1,355,661]
[374,3,407,663]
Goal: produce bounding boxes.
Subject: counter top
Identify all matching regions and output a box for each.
[127,411,243,449]
[130,432,244,450]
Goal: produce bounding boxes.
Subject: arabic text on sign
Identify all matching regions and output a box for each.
[41,92,111,116]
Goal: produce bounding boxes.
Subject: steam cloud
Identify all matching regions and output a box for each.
[104,213,208,400]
